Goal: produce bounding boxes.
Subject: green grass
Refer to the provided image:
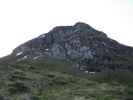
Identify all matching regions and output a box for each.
[0,56,133,100]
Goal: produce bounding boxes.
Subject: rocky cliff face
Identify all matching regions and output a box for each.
[12,22,133,72]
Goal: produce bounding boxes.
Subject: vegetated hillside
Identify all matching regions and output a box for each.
[0,56,133,100]
[0,22,133,100]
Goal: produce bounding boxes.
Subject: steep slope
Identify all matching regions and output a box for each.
[11,22,133,72]
[0,22,133,100]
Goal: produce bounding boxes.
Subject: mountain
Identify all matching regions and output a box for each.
[0,22,133,100]
[11,22,133,72]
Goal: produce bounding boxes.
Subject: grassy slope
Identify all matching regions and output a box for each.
[0,56,133,100]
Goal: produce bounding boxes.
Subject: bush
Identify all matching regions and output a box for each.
[8,82,30,94]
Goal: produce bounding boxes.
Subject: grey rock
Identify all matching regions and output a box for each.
[0,95,5,100]
[12,22,133,72]
[80,46,94,59]
[51,44,66,59]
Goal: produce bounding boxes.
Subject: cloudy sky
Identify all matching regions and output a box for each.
[0,0,133,57]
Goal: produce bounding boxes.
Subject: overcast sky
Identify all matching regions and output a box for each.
[0,0,133,57]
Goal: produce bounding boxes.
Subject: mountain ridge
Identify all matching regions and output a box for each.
[5,22,133,72]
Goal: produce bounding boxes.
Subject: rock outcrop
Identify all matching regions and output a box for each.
[12,22,133,72]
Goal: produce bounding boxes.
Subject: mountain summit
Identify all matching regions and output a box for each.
[9,22,133,72]
[0,22,133,100]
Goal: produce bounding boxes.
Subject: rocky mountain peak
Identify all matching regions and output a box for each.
[74,22,92,29]
[12,22,133,72]
[42,22,107,44]
[1,22,133,100]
